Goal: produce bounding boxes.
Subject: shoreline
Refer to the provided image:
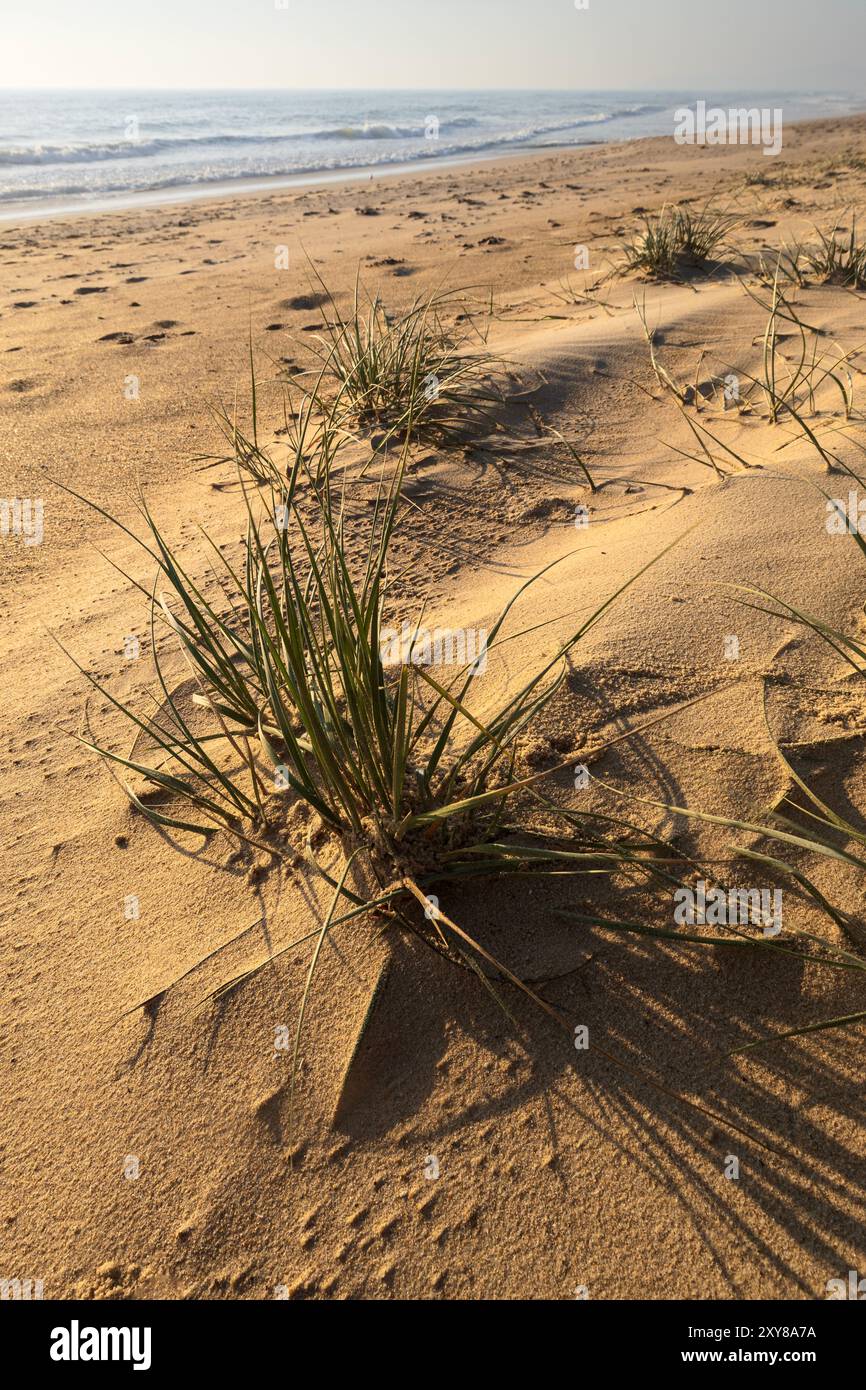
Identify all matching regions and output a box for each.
[0,141,603,225]
[3,106,864,227]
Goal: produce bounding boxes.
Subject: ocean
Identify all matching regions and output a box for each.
[1,88,863,217]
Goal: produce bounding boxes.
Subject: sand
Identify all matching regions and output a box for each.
[2,114,865,1301]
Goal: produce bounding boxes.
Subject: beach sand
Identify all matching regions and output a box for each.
[2,113,866,1300]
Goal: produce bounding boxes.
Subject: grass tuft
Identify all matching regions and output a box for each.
[802,215,866,290]
[620,205,740,279]
[301,270,507,443]
[59,369,693,1040]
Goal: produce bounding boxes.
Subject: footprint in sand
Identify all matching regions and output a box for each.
[98,332,135,344]
[280,293,328,311]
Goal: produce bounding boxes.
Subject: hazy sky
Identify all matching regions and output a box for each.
[3,0,865,91]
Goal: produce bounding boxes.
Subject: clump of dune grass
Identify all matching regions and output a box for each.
[58,381,695,1030]
[756,218,866,293]
[621,210,680,278]
[301,270,507,443]
[674,206,741,262]
[620,205,740,279]
[742,169,773,188]
[802,215,866,290]
[57,366,859,1144]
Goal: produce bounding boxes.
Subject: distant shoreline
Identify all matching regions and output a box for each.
[3,107,865,227]
[0,140,604,224]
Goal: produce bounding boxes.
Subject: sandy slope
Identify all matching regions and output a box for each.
[1,116,866,1300]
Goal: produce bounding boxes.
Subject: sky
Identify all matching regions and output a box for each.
[2,0,865,92]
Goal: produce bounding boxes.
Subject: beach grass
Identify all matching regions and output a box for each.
[620,204,740,279]
[58,360,698,1039]
[301,270,507,443]
[803,214,866,290]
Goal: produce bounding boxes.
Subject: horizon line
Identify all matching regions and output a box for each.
[0,84,844,95]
